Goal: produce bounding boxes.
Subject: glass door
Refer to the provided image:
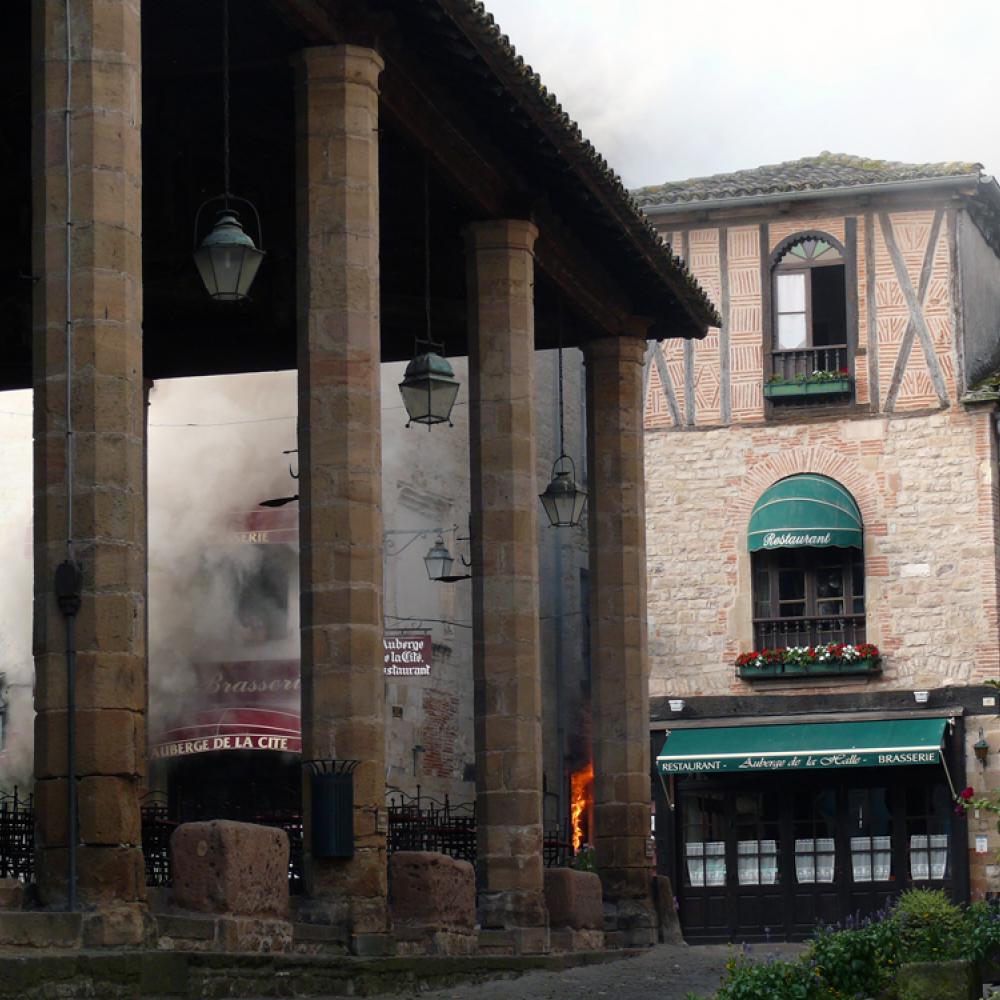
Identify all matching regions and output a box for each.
[678,791,729,941]
[847,785,896,916]
[789,787,839,935]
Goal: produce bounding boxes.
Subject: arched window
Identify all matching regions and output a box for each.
[748,474,865,649]
[769,234,851,394]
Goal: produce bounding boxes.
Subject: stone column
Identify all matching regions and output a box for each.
[584,333,656,947]
[294,45,387,950]
[464,220,549,955]
[31,0,147,941]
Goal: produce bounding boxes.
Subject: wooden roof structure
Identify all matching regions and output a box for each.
[1,0,717,391]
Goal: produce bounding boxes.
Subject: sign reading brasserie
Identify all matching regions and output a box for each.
[658,749,940,774]
[761,531,832,548]
[383,634,432,677]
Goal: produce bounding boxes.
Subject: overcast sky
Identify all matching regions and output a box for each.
[485,0,999,190]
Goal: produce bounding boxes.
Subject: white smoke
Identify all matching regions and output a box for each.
[0,389,34,792]
[147,372,299,735]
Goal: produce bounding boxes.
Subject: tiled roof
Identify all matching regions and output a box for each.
[437,1,722,331]
[633,152,983,209]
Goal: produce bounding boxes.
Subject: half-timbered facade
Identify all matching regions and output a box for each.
[636,153,1000,942]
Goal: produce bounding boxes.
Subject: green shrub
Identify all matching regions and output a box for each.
[894,888,964,963]
[715,952,825,1000]
[963,898,1000,963]
[808,918,897,998]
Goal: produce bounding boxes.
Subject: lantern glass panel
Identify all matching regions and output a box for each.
[424,544,455,581]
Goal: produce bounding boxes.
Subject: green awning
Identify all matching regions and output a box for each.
[748,474,862,551]
[656,718,948,774]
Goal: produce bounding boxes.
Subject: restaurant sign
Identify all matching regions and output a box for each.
[657,749,941,774]
[383,634,432,677]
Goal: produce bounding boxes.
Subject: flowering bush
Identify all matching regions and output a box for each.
[767,368,851,385]
[736,642,880,670]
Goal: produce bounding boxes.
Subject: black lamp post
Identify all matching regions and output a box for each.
[193,0,264,301]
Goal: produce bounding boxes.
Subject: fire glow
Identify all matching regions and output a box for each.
[570,762,594,852]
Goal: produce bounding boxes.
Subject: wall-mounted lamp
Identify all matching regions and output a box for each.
[975,729,990,767]
[913,690,930,704]
[668,699,685,713]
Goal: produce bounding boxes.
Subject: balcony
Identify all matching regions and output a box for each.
[766,347,853,403]
[753,613,866,650]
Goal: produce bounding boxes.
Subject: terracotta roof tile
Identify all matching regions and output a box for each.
[633,152,983,208]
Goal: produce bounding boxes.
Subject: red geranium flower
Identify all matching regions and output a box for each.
[960,786,975,801]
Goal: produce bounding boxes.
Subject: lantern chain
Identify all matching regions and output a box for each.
[222,0,230,204]
[557,296,565,458]
[424,157,431,343]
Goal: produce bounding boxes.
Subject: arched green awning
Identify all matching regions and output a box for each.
[748,474,862,552]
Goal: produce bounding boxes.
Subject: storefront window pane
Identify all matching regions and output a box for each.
[849,787,892,883]
[683,793,727,888]
[906,782,952,881]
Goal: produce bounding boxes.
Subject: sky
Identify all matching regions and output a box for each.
[485,0,1000,190]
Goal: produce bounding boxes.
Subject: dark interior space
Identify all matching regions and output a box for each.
[0,1,31,390]
[812,264,846,346]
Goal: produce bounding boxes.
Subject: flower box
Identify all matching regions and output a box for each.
[763,377,853,399]
[738,657,881,680]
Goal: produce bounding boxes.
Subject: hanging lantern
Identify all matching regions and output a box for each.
[194,209,265,301]
[397,159,460,428]
[423,536,455,582]
[539,454,588,528]
[192,0,265,301]
[539,300,586,527]
[400,347,461,428]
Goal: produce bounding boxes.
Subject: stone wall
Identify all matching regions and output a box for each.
[645,405,1000,698]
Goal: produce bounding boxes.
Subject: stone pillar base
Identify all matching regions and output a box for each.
[652,874,684,944]
[549,927,604,953]
[81,904,152,948]
[477,926,550,956]
[291,897,391,956]
[154,913,293,953]
[602,898,658,949]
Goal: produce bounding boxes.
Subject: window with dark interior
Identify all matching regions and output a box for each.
[748,474,866,652]
[752,547,865,649]
[770,237,851,398]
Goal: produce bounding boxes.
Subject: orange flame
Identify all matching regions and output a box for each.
[570,762,594,852]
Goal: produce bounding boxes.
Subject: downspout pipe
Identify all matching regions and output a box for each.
[59,0,81,913]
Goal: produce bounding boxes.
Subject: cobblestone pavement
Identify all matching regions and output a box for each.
[411,943,807,1000]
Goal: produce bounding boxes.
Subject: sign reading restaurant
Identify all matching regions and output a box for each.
[761,531,833,548]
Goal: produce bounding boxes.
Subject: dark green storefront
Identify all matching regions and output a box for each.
[654,716,967,943]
